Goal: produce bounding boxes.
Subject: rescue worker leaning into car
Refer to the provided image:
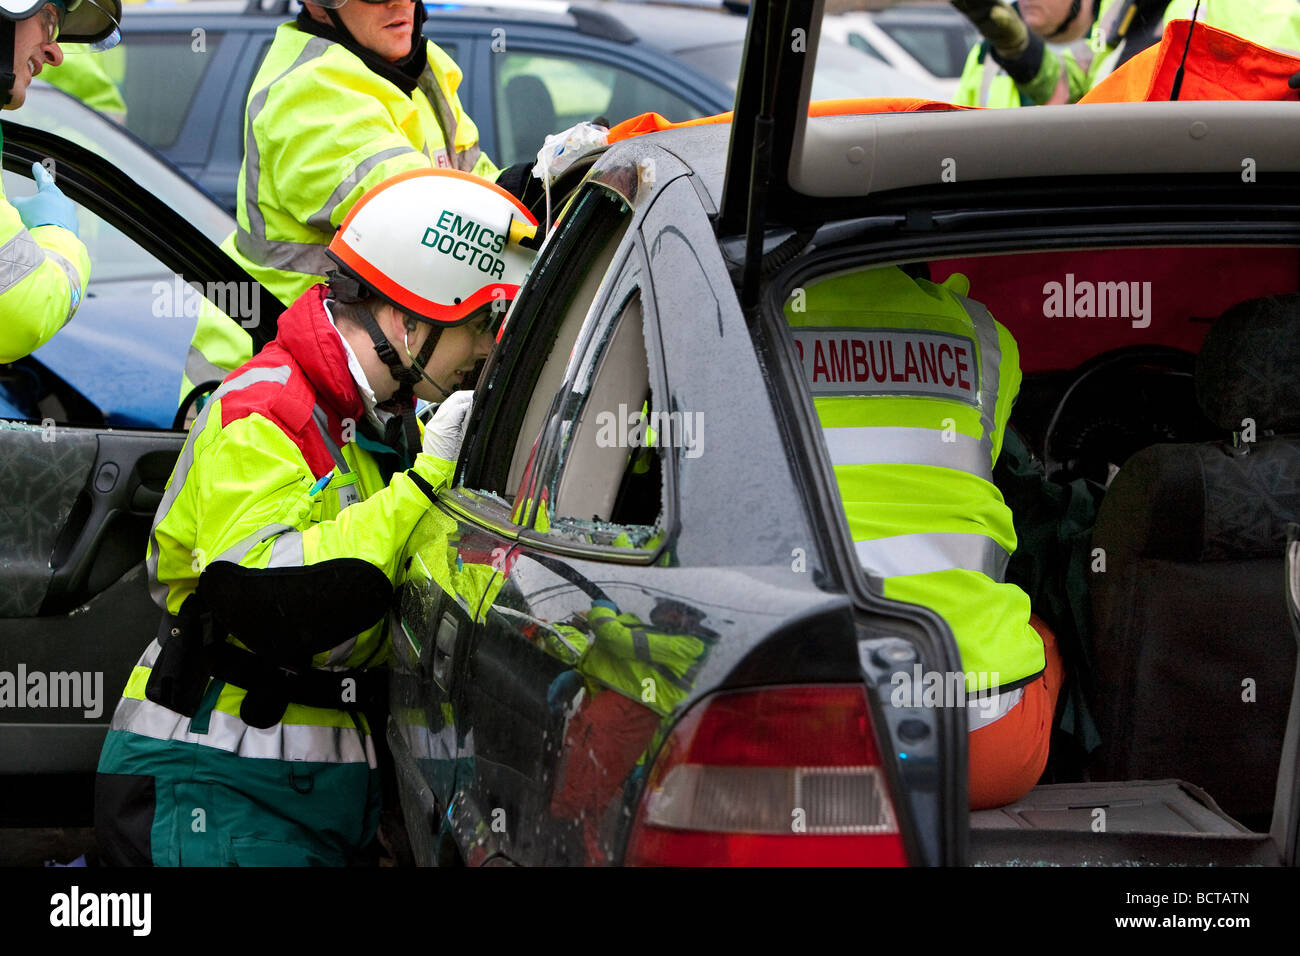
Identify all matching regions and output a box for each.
[95,169,539,866]
[786,266,1061,809]
[183,0,594,403]
[953,0,1300,108]
[0,0,120,364]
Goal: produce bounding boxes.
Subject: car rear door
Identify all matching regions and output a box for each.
[0,123,278,822]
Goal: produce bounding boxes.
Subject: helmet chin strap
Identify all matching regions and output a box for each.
[403,326,454,400]
[1,17,17,107]
[1044,0,1085,41]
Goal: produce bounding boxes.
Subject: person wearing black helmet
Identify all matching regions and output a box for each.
[0,0,120,363]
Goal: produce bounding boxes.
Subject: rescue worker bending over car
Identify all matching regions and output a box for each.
[95,170,538,866]
[185,0,598,403]
[786,266,1062,809]
[0,0,120,363]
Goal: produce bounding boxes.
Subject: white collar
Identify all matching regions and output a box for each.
[324,298,392,429]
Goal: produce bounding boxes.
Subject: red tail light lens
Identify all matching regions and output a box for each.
[625,685,907,866]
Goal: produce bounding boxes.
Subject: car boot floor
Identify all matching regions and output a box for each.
[969,780,1281,866]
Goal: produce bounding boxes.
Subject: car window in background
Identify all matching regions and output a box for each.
[846,32,890,64]
[675,37,945,101]
[874,21,973,79]
[492,51,697,166]
[18,84,233,244]
[0,166,209,430]
[109,32,225,150]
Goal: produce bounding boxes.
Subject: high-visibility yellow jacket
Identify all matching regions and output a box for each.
[0,143,92,364]
[43,49,128,123]
[185,19,499,397]
[99,284,458,865]
[786,267,1042,704]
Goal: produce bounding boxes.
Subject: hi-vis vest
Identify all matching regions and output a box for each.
[954,35,1096,108]
[186,22,499,398]
[0,133,91,364]
[786,267,1043,720]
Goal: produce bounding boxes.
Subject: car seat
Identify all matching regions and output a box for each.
[1088,293,1300,826]
[504,74,557,167]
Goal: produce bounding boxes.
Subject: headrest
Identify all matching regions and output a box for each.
[1195,294,1300,433]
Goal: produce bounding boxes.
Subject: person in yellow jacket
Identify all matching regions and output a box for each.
[0,0,119,364]
[954,0,1300,107]
[785,265,1063,809]
[184,0,583,404]
[42,41,126,122]
[95,169,538,866]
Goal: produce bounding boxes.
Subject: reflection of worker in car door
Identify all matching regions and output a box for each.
[548,598,716,863]
[786,265,1064,810]
[0,0,121,363]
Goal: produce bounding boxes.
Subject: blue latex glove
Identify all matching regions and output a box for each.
[12,163,79,237]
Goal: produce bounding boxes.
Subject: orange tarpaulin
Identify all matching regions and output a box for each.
[607,97,971,143]
[1082,19,1300,103]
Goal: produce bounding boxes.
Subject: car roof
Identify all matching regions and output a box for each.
[122,0,744,55]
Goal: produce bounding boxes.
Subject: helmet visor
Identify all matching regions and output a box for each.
[51,0,120,49]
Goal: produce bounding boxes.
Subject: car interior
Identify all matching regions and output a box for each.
[781,242,1300,857]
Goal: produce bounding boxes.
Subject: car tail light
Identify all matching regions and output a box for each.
[625,685,907,866]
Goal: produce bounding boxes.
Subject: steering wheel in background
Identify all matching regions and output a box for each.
[172,379,221,431]
[1040,345,1209,484]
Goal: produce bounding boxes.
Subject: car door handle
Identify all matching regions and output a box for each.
[431,610,458,693]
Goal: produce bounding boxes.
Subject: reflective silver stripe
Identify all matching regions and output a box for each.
[978,58,1001,107]
[139,638,163,670]
[240,36,332,255]
[855,532,1010,580]
[233,225,334,278]
[111,695,375,766]
[952,292,1001,461]
[267,531,305,569]
[305,145,415,233]
[146,366,293,608]
[966,686,1023,732]
[417,67,482,172]
[43,249,84,324]
[213,522,296,565]
[0,229,44,294]
[323,636,358,667]
[823,426,991,480]
[312,404,349,474]
[630,628,651,663]
[184,345,229,390]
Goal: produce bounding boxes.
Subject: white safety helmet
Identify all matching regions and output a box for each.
[1,0,121,47]
[326,168,539,400]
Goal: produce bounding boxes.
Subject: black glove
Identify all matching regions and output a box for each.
[951,0,1031,58]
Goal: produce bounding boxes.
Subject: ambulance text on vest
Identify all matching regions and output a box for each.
[790,328,979,404]
[422,209,507,279]
[50,886,151,936]
[1041,274,1152,328]
[0,664,102,718]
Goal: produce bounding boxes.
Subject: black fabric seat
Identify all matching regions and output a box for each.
[1088,294,1300,826]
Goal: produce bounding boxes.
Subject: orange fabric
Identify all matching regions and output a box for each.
[968,614,1064,810]
[1082,20,1300,104]
[606,98,970,144]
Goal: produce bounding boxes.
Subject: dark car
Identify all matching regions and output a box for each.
[104,0,936,212]
[385,1,1300,866]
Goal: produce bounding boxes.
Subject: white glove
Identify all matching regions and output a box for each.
[532,122,609,183]
[421,390,474,462]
